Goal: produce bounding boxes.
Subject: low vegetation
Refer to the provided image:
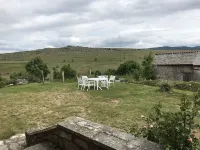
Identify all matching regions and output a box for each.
[134,91,200,149]
[0,82,196,140]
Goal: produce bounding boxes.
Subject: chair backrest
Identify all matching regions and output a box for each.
[109,75,115,81]
[103,75,108,79]
[77,77,83,84]
[98,75,108,79]
[98,76,104,78]
[82,76,88,80]
[82,76,88,84]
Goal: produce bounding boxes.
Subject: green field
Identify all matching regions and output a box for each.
[0,81,196,139]
[1,46,200,80]
[0,47,153,78]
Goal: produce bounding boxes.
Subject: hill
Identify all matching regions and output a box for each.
[0,46,150,78]
[149,46,200,50]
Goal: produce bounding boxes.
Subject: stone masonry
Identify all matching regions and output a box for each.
[0,117,164,150]
[154,51,200,81]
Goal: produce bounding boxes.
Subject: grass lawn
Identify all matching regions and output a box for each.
[0,82,196,139]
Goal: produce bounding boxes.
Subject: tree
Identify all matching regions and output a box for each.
[52,67,61,79]
[94,70,101,77]
[60,64,76,79]
[116,60,141,76]
[104,69,116,76]
[142,53,155,80]
[25,57,50,79]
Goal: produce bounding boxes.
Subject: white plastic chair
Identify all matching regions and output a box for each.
[77,77,84,90]
[82,76,95,91]
[108,75,115,87]
[98,76,108,88]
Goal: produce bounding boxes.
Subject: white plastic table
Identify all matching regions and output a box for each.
[88,78,108,90]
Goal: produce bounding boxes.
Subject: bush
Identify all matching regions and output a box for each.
[174,82,200,92]
[142,53,155,80]
[104,69,116,76]
[60,64,76,79]
[159,83,172,92]
[133,79,160,86]
[116,60,141,76]
[10,71,40,83]
[0,77,7,88]
[137,92,200,149]
[52,67,61,80]
[94,70,101,77]
[25,57,50,79]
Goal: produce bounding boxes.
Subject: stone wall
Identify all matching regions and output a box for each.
[154,51,200,65]
[26,117,164,150]
[155,65,193,81]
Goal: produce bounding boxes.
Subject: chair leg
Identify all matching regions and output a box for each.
[87,86,90,91]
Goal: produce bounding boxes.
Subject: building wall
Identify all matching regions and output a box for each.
[155,65,194,81]
[154,51,200,65]
[193,67,200,81]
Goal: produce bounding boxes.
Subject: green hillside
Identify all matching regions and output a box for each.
[0,46,151,78]
[1,46,199,79]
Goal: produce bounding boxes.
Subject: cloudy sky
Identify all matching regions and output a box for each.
[0,0,200,53]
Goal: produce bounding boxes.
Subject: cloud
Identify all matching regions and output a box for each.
[0,0,200,53]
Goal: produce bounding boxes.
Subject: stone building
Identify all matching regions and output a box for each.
[154,51,200,81]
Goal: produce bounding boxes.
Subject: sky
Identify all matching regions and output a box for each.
[0,0,200,53]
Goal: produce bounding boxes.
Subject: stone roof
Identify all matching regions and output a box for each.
[154,51,200,66]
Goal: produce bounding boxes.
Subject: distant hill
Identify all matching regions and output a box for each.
[0,46,149,76]
[149,46,200,50]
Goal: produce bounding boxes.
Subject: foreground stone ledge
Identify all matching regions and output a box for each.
[26,116,164,150]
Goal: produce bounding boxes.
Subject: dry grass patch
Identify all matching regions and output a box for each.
[0,89,90,139]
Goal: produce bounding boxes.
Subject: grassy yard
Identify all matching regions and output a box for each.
[0,82,196,139]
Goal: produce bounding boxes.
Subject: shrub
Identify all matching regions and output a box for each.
[174,82,200,92]
[159,83,172,92]
[10,71,40,83]
[133,79,160,86]
[138,92,200,149]
[94,70,101,77]
[116,61,141,77]
[60,64,76,79]
[52,67,61,80]
[104,69,116,76]
[0,76,7,88]
[142,53,155,80]
[25,57,50,79]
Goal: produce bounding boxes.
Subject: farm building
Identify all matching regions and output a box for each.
[154,51,200,81]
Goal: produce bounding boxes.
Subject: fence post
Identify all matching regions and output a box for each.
[62,71,65,82]
[41,70,44,84]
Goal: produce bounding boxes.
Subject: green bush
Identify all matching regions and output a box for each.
[10,71,40,83]
[137,92,200,149]
[174,82,200,92]
[104,69,116,76]
[142,53,155,80]
[160,83,172,92]
[116,61,141,77]
[94,70,101,77]
[61,64,76,79]
[25,57,50,79]
[133,80,160,86]
[52,67,62,79]
[0,77,7,88]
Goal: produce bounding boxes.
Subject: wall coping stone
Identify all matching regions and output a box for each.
[26,116,164,150]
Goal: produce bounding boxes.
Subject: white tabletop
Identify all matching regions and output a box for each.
[88,78,108,81]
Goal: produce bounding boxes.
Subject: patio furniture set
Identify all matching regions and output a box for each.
[77,75,116,91]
